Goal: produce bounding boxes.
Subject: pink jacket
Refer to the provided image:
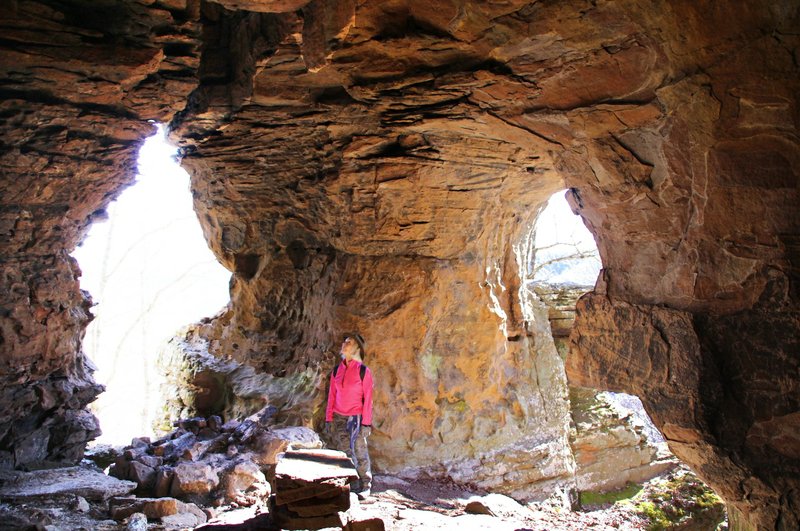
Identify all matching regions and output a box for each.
[325,359,373,426]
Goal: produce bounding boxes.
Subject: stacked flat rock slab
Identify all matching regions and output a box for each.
[269,449,358,530]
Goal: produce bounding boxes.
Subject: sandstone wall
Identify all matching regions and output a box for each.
[557,3,800,527]
[0,1,798,529]
[0,0,204,468]
[172,69,577,495]
[170,0,799,526]
[535,285,676,493]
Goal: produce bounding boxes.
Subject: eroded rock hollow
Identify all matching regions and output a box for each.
[1,1,798,529]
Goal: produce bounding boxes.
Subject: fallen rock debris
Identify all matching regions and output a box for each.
[0,407,713,530]
[108,408,320,508]
[0,466,707,530]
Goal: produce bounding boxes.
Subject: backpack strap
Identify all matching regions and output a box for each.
[332,363,367,380]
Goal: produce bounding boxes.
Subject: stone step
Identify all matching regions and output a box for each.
[274,449,358,486]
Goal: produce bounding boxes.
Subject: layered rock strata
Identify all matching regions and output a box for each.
[269,449,358,530]
[533,285,589,359]
[0,1,797,529]
[0,0,204,468]
[171,1,799,526]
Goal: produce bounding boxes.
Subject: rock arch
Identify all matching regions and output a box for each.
[1,1,797,529]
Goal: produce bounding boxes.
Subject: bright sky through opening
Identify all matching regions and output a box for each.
[72,125,230,445]
[531,190,601,286]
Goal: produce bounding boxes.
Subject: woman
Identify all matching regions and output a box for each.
[324,332,373,499]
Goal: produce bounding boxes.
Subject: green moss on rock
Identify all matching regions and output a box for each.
[633,469,726,530]
[579,482,643,507]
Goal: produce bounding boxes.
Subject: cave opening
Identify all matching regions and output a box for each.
[526,188,602,287]
[70,125,230,446]
[523,189,674,487]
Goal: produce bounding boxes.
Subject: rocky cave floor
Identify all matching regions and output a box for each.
[0,465,726,531]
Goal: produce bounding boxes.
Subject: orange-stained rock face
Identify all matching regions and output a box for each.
[174,89,575,496]
[1,0,798,528]
[0,0,204,469]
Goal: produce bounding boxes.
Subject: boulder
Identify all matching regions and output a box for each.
[464,493,533,519]
[251,427,323,466]
[138,455,163,469]
[170,462,220,497]
[344,517,386,531]
[569,388,678,493]
[126,513,148,531]
[221,459,268,502]
[110,496,208,524]
[128,461,157,492]
[162,512,206,528]
[155,467,175,498]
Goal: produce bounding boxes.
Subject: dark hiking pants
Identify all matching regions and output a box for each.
[328,414,372,491]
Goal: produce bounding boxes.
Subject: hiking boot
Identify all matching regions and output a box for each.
[356,488,371,500]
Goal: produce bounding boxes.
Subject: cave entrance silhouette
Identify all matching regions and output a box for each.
[525,189,666,442]
[71,125,230,445]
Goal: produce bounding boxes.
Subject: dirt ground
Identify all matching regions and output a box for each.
[352,475,650,531]
[2,466,725,530]
[202,473,651,531]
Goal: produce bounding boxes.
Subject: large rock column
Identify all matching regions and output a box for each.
[563,7,800,528]
[173,78,579,495]
[0,0,203,468]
